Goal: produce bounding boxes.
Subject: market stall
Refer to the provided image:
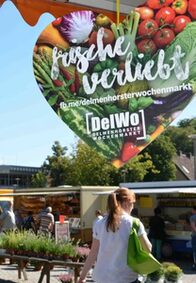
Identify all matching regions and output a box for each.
[1,186,117,243]
[120,181,196,257]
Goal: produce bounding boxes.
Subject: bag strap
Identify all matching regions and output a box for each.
[132,217,140,233]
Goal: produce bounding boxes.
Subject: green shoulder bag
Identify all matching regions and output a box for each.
[127,217,161,275]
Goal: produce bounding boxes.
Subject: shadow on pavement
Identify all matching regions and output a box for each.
[0,280,16,283]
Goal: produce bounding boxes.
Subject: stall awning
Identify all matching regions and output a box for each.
[0,0,135,26]
[93,181,196,195]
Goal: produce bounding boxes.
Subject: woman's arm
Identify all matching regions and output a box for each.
[77,238,100,283]
[139,233,152,253]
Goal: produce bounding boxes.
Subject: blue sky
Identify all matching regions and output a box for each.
[0,2,78,167]
[0,2,195,167]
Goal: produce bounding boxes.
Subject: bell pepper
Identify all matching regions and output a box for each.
[188,0,196,19]
[172,0,188,15]
[93,58,118,72]
[120,142,140,162]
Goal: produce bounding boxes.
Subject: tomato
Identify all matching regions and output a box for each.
[153,28,175,48]
[188,0,196,19]
[120,142,140,163]
[88,28,115,46]
[135,6,154,20]
[52,17,62,27]
[173,15,191,33]
[172,0,188,15]
[138,19,159,38]
[137,39,157,54]
[155,7,176,26]
[147,0,173,10]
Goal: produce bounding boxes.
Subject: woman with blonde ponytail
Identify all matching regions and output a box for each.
[77,187,151,283]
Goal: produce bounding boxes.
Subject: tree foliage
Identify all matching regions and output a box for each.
[66,141,113,186]
[121,152,160,183]
[43,141,70,187]
[31,171,47,188]
[143,135,176,181]
[165,118,196,155]
[37,118,196,186]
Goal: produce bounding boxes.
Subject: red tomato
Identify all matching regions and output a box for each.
[172,0,188,15]
[135,6,154,20]
[153,28,175,48]
[120,142,140,163]
[137,39,157,54]
[88,28,115,46]
[155,7,176,26]
[147,0,173,10]
[173,15,191,33]
[188,0,196,19]
[138,19,159,38]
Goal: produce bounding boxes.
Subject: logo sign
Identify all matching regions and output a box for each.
[33,6,196,168]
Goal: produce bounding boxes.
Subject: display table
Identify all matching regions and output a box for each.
[161,230,192,256]
[0,252,84,283]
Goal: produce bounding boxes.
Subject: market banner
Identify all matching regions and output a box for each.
[33,3,196,168]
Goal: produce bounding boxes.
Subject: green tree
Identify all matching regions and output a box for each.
[67,141,113,185]
[143,135,176,181]
[31,171,47,188]
[120,152,160,183]
[43,141,70,187]
[165,118,196,155]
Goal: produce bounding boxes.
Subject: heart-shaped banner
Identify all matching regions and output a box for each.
[33,5,196,168]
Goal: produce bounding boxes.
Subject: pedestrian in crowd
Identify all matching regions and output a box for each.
[38,206,54,237]
[190,205,196,270]
[0,201,16,233]
[93,210,103,229]
[15,209,24,230]
[23,211,37,233]
[0,206,3,233]
[148,207,166,260]
[77,187,151,283]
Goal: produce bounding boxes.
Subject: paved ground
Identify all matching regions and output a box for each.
[0,256,195,282]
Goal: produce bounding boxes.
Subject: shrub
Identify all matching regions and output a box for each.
[164,265,182,282]
[147,266,164,281]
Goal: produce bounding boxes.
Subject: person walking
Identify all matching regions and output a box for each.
[0,201,16,233]
[148,207,165,261]
[190,206,196,270]
[38,206,54,237]
[23,211,37,233]
[77,187,152,283]
[92,210,103,229]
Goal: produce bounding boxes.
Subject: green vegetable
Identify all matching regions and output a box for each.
[137,97,153,109]
[103,104,123,114]
[111,11,140,61]
[149,22,196,96]
[91,86,116,100]
[129,97,153,112]
[59,104,123,159]
[93,58,118,73]
[129,98,138,112]
[117,80,149,110]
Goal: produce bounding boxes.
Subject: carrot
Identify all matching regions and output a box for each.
[150,125,165,141]
[112,159,124,168]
